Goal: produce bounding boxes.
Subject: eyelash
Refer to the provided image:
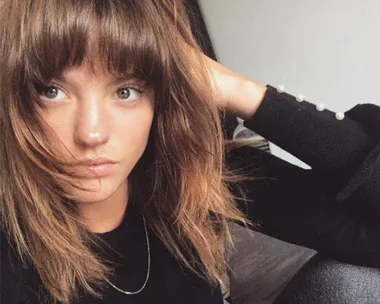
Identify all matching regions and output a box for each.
[124,85,144,94]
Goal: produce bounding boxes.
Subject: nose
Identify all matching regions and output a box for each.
[74,97,110,148]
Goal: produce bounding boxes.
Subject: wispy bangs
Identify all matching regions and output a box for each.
[22,0,166,89]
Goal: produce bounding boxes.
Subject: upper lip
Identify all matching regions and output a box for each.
[80,157,117,166]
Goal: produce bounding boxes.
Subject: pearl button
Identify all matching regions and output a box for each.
[335,112,345,120]
[316,103,325,111]
[296,94,304,102]
[276,85,285,93]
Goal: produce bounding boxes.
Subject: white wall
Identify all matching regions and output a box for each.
[198,0,380,167]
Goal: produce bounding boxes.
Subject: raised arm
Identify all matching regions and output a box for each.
[225,86,380,268]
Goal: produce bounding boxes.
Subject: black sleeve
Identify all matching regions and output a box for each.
[226,85,380,268]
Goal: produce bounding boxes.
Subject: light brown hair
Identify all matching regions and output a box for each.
[0,0,255,303]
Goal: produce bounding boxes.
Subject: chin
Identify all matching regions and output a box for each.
[69,177,125,204]
[71,189,113,204]
[73,191,113,204]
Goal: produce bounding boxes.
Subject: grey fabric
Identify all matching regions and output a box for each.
[274,256,380,304]
[227,223,316,304]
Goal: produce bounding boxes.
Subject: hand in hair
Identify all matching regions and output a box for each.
[201,53,267,120]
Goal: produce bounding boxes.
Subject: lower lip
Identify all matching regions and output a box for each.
[83,163,116,177]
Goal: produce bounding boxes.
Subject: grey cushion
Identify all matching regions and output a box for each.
[227,223,315,304]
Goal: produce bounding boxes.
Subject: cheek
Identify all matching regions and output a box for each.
[37,111,74,157]
[116,107,154,161]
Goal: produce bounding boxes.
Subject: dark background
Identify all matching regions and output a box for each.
[186,0,238,139]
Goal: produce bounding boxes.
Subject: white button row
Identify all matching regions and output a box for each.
[276,85,345,121]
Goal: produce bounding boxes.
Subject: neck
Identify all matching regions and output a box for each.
[78,181,129,234]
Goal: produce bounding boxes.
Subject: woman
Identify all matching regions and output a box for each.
[1,0,379,303]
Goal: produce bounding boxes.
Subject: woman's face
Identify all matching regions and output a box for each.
[37,61,155,203]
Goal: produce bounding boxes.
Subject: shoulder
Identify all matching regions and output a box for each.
[224,144,323,215]
[225,144,310,181]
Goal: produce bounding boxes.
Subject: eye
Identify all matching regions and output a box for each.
[116,86,143,102]
[38,85,67,100]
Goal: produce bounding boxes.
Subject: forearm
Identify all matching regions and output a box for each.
[242,86,377,188]
[226,78,267,120]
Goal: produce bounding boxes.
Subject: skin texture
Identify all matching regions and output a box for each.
[37,61,155,233]
[36,53,265,234]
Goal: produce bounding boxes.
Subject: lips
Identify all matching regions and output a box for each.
[78,158,117,177]
[82,158,117,166]
[85,163,116,176]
